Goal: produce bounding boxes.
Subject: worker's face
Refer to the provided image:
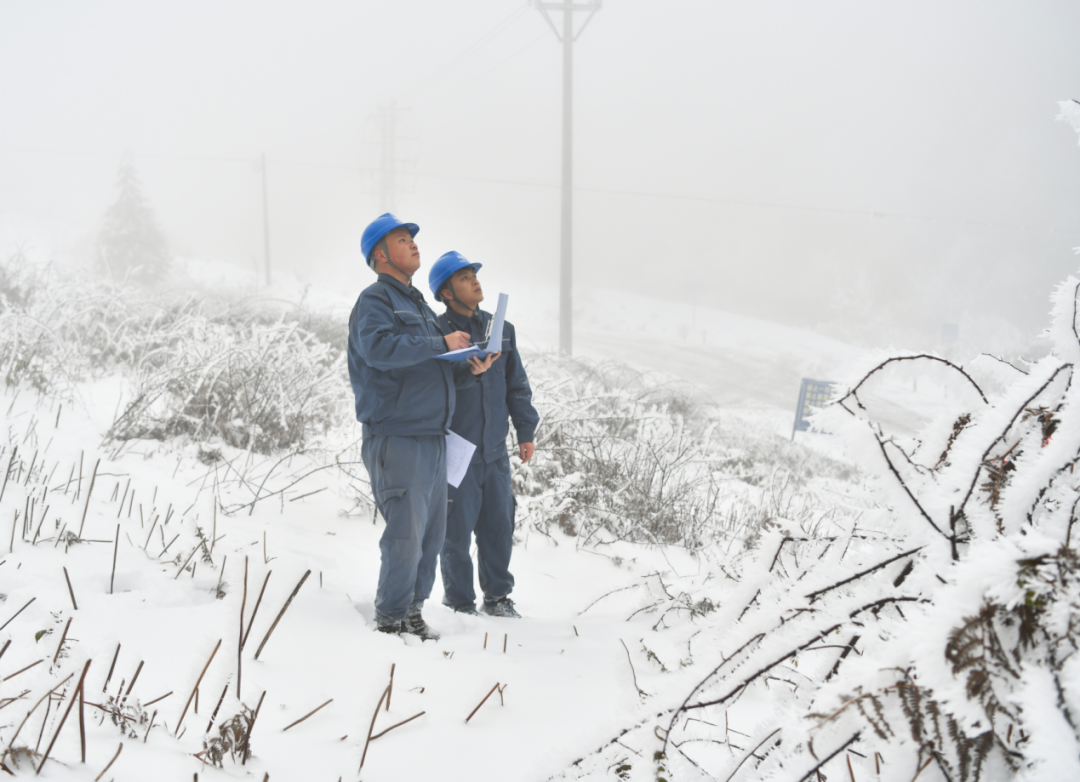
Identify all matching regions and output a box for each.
[447,267,483,310]
[381,227,420,275]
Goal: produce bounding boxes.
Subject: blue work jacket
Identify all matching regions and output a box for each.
[348,274,473,438]
[438,307,539,463]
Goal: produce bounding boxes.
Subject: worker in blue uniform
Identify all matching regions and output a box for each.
[347,216,497,640]
[429,251,540,618]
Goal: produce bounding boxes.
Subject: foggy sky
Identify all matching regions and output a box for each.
[3,0,1080,351]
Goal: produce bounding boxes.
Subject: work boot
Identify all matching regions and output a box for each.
[447,602,480,616]
[376,620,406,636]
[405,605,441,641]
[481,596,521,618]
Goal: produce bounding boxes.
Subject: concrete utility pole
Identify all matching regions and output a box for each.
[260,152,271,286]
[374,101,412,214]
[533,0,601,355]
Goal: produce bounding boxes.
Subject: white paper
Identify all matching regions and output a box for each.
[484,292,508,354]
[445,431,477,488]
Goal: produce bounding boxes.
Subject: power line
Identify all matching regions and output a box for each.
[6,147,1075,234]
[407,2,531,96]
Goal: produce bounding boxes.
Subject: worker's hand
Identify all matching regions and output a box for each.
[519,442,535,463]
[468,351,500,375]
[444,331,471,352]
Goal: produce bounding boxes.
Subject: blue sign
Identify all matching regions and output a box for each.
[792,378,835,440]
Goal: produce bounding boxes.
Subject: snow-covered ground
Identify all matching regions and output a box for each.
[0,255,878,780]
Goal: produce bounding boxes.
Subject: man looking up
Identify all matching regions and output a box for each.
[429,251,539,619]
[347,215,497,640]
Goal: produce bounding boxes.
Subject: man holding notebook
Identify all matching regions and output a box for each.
[429,251,540,618]
[348,216,496,641]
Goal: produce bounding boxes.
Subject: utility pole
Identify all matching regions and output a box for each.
[533,0,601,356]
[372,101,412,214]
[260,152,271,286]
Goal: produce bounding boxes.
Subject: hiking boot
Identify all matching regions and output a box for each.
[447,603,480,616]
[481,596,521,619]
[404,607,441,641]
[376,620,406,636]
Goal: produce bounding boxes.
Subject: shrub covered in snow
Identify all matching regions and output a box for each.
[108,316,346,454]
[0,251,349,454]
[553,104,1080,782]
[513,355,859,553]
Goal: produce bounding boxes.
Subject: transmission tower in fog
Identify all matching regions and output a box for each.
[369,101,414,214]
[532,0,601,356]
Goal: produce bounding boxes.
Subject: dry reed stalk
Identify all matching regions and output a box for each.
[77,458,100,539]
[36,658,91,774]
[3,659,44,682]
[0,639,10,662]
[110,524,119,594]
[160,533,179,557]
[94,742,122,781]
[210,502,216,555]
[0,687,30,710]
[143,515,158,550]
[103,643,120,692]
[386,663,395,711]
[359,685,390,771]
[483,632,488,649]
[53,523,66,548]
[9,510,15,554]
[55,403,61,428]
[0,446,16,505]
[79,672,87,761]
[61,570,75,609]
[53,617,72,665]
[503,633,507,653]
[117,478,129,519]
[1,672,74,757]
[0,596,36,632]
[144,710,157,742]
[206,684,228,733]
[144,691,172,708]
[497,684,508,706]
[465,683,501,724]
[282,698,333,731]
[240,689,266,766]
[369,710,425,740]
[121,661,144,705]
[619,639,645,697]
[253,570,310,660]
[174,543,201,579]
[238,557,248,698]
[77,451,83,499]
[175,639,222,736]
[241,571,272,651]
[31,504,49,544]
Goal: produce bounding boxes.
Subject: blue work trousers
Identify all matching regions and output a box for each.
[441,453,515,608]
[362,434,447,625]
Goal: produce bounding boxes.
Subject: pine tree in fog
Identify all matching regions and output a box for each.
[97,157,170,284]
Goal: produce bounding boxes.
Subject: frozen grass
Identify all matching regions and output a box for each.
[513,354,864,554]
[0,252,350,455]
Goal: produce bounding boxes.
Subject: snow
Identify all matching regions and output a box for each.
[6,213,1080,780]
[0,274,863,780]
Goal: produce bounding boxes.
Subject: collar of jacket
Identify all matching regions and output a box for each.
[444,305,484,331]
[377,273,427,303]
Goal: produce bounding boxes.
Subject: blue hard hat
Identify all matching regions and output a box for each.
[361,213,419,266]
[428,251,482,300]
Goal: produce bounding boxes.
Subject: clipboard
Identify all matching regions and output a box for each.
[435,292,508,362]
